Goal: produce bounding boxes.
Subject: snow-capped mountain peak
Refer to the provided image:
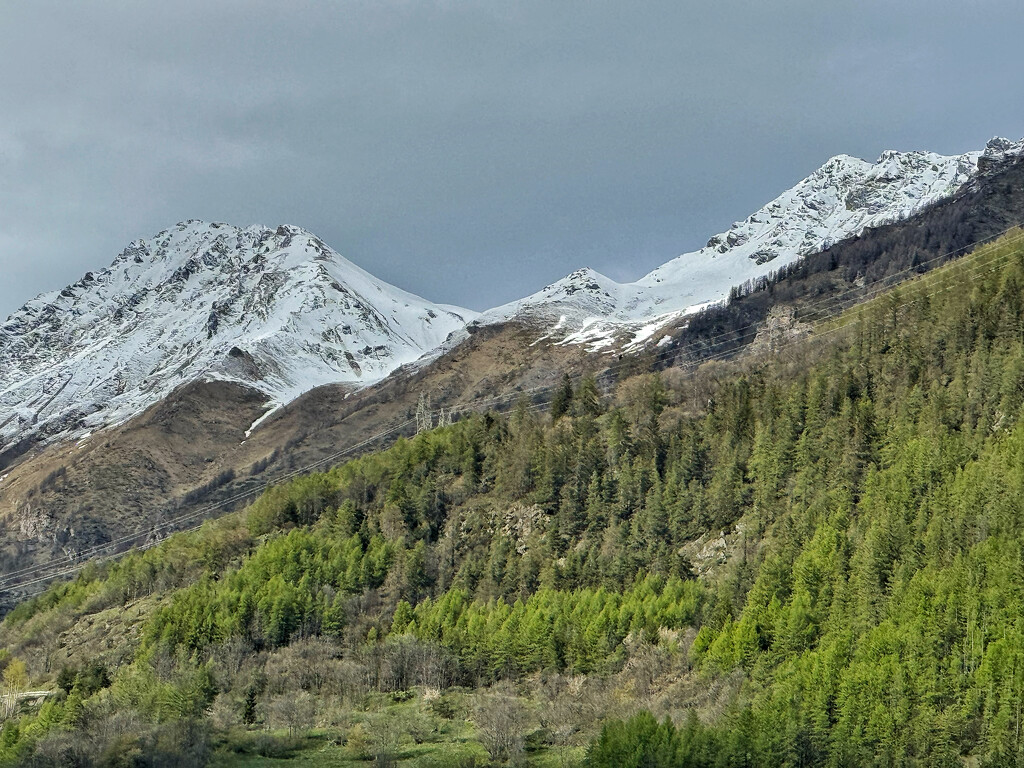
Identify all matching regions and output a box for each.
[0,220,476,451]
[479,137,1024,349]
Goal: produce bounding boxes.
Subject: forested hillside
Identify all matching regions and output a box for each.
[2,232,1024,766]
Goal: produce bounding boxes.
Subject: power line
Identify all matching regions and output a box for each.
[0,420,417,589]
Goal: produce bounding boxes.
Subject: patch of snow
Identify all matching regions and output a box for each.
[245,403,281,438]
[630,319,670,348]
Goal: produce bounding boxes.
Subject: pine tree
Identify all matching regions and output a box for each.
[551,373,574,421]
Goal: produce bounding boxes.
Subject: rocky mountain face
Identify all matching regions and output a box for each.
[0,221,475,462]
[4,139,1021,462]
[478,137,1024,350]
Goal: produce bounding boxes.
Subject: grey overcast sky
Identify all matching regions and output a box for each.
[2,0,1023,318]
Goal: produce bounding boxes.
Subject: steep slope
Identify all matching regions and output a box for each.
[480,136,1024,350]
[0,322,591,601]
[0,221,475,461]
[6,233,1024,766]
[4,137,1024,601]
[652,139,1024,368]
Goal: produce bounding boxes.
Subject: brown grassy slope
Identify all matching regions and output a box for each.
[0,323,590,603]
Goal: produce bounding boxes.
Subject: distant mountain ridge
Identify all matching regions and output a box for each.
[477,136,1024,350]
[2,137,1022,457]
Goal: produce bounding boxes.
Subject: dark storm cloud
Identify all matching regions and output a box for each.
[2,0,1023,317]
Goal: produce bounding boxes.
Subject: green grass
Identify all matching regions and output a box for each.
[209,737,489,767]
[207,719,583,767]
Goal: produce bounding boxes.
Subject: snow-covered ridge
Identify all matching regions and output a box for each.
[3,136,1021,452]
[0,221,475,451]
[479,136,1024,349]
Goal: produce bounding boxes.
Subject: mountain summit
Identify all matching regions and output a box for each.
[0,221,474,453]
[478,137,1024,349]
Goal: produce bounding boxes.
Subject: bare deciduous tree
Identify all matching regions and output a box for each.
[263,691,316,737]
[474,693,529,765]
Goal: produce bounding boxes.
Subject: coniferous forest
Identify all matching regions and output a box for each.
[3,233,1024,765]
